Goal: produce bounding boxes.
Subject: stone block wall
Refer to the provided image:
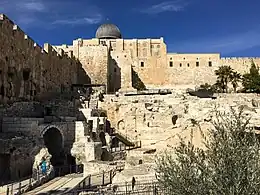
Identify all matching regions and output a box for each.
[72,40,108,87]
[0,14,81,103]
[51,29,260,91]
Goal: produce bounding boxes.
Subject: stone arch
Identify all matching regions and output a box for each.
[92,112,99,117]
[40,125,64,145]
[117,120,125,131]
[100,112,107,117]
[41,125,65,167]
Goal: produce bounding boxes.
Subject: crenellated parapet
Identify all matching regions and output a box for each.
[0,14,85,103]
[220,57,260,74]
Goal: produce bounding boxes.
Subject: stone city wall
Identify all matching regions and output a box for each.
[53,35,260,91]
[0,14,80,103]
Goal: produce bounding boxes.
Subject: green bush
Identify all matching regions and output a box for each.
[156,108,260,194]
[242,61,260,93]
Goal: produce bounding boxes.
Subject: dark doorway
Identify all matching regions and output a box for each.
[43,127,77,176]
[0,154,10,184]
[43,128,65,169]
[99,132,106,146]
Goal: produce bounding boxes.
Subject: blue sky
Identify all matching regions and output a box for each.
[1,0,260,57]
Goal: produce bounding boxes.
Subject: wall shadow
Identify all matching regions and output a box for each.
[108,58,121,93]
[132,68,146,91]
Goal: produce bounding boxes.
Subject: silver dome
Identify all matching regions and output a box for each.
[95,23,122,39]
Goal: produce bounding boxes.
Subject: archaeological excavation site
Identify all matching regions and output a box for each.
[1,13,260,194]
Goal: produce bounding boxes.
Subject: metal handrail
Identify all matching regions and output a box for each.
[4,164,83,195]
[110,141,142,153]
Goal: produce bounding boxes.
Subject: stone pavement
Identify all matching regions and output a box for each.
[24,173,84,195]
[25,171,112,195]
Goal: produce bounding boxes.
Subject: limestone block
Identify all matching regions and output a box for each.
[71,141,86,164]
[85,141,102,162]
[83,162,115,176]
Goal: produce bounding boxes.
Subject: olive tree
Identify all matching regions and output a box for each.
[156,108,260,195]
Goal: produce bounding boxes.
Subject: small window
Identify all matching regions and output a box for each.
[197,57,199,60]
[114,68,117,73]
[157,45,160,48]
[196,62,199,67]
[151,45,154,48]
[187,63,190,67]
[183,57,185,60]
[169,61,173,67]
[170,57,172,60]
[180,63,182,67]
[141,62,144,67]
[209,61,212,67]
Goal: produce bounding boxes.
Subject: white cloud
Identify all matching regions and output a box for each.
[0,0,103,28]
[20,1,46,12]
[141,0,188,14]
[52,14,102,26]
[169,30,260,55]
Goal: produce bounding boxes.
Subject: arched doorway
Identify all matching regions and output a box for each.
[41,126,78,176]
[42,127,64,167]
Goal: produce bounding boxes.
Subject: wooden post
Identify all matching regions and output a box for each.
[102,171,105,185]
[6,186,9,195]
[18,182,21,193]
[88,175,91,188]
[82,180,85,189]
[109,170,112,184]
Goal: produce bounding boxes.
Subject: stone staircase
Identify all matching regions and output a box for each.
[112,132,135,146]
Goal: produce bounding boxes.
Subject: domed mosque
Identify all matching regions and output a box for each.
[95,23,122,39]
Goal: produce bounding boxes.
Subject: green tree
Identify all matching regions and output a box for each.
[242,61,260,93]
[214,65,234,93]
[156,108,260,194]
[230,71,241,93]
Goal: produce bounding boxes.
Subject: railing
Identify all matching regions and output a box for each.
[4,164,83,195]
[113,131,136,145]
[110,141,142,153]
[74,163,125,193]
[65,179,166,194]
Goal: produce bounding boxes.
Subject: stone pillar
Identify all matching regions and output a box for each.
[85,137,102,162]
[119,53,136,93]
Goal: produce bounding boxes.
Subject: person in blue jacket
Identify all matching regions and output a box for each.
[40,157,47,175]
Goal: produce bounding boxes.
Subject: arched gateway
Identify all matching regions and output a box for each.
[41,125,65,167]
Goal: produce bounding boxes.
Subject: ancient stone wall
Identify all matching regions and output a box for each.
[73,41,108,87]
[165,53,220,86]
[100,92,260,149]
[109,38,168,88]
[220,57,260,74]
[0,14,80,103]
[53,35,260,91]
